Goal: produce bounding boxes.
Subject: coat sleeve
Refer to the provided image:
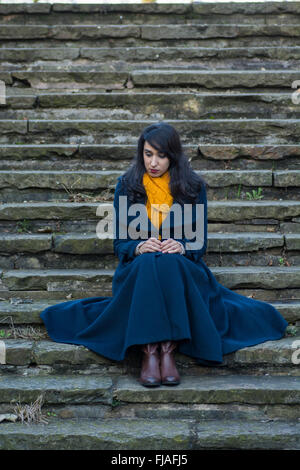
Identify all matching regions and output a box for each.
[113,177,144,264]
[173,183,208,263]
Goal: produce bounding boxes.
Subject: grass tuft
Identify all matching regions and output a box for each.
[13,394,48,425]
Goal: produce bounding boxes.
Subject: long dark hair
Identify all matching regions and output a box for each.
[120,122,208,205]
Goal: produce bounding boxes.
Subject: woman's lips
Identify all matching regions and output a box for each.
[150,169,159,173]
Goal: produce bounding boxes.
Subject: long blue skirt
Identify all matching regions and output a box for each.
[40,252,288,365]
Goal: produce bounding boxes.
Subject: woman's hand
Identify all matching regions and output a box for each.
[139,237,162,254]
[138,238,183,254]
[161,238,182,254]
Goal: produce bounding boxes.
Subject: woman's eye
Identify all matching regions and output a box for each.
[145,153,165,158]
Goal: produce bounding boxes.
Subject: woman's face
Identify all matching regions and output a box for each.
[143,141,170,177]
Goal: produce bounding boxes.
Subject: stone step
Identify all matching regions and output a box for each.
[1,1,300,17]
[2,90,300,121]
[3,35,300,51]
[0,374,113,405]
[1,23,300,42]
[0,144,299,171]
[0,231,292,254]
[0,168,294,188]
[1,336,299,375]
[1,118,300,145]
[0,69,129,91]
[0,374,299,422]
[0,402,295,424]
[0,299,298,326]
[130,69,300,92]
[0,169,299,203]
[0,417,299,450]
[0,199,299,251]
[0,200,299,224]
[0,231,298,272]
[2,46,300,66]
[1,58,299,74]
[0,284,298,304]
[1,266,300,292]
[1,2,300,27]
[1,69,300,92]
[1,374,299,406]
[114,375,300,412]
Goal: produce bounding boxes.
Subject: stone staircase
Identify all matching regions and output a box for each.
[0,1,300,450]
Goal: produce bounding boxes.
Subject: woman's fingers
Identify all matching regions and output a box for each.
[163,247,181,253]
[164,246,181,253]
[148,237,162,247]
[161,238,172,249]
[140,237,181,254]
[148,243,162,252]
[161,239,181,253]
[140,238,162,253]
[147,238,162,251]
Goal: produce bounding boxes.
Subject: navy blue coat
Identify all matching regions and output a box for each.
[40,175,288,365]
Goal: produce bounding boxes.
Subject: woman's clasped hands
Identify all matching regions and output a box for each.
[138,237,182,254]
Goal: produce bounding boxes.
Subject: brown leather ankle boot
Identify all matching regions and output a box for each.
[138,342,161,387]
[160,340,181,385]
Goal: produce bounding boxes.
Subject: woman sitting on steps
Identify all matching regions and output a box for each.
[40,121,288,388]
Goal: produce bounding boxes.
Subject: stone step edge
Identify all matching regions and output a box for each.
[3,267,300,275]
[0,374,299,406]
[1,299,299,308]
[0,299,298,313]
[2,69,300,76]
[2,119,300,140]
[0,418,299,451]
[3,62,300,72]
[0,2,297,15]
[1,23,300,36]
[2,46,300,61]
[1,143,299,164]
[1,336,299,367]
[0,143,298,149]
[3,59,300,69]
[0,201,299,226]
[1,22,300,28]
[3,118,300,122]
[2,70,300,89]
[1,169,294,173]
[0,299,299,325]
[2,90,297,98]
[0,232,294,254]
[0,232,292,241]
[3,45,300,51]
[0,168,298,175]
[2,267,300,292]
[1,200,300,208]
[0,169,299,190]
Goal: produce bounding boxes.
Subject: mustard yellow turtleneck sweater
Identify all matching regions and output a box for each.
[142,170,173,239]
[134,170,184,255]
